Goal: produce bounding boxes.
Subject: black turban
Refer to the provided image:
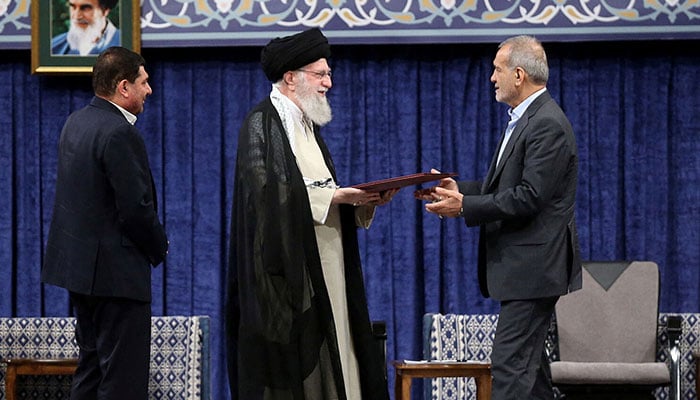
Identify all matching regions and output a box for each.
[99,0,119,9]
[260,28,331,82]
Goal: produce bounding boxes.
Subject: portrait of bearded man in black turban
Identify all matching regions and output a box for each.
[51,0,121,56]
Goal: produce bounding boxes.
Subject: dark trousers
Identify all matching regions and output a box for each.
[491,296,558,400]
[69,292,151,400]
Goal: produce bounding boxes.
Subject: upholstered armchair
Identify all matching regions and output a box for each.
[550,261,682,400]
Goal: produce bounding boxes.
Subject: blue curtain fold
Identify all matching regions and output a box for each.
[1,41,699,399]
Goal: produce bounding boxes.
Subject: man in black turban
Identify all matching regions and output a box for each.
[51,0,121,55]
[226,28,394,400]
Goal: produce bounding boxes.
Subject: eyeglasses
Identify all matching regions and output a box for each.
[297,69,332,80]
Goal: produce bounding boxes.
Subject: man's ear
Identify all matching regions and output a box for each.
[283,70,296,86]
[117,80,129,96]
[514,66,525,80]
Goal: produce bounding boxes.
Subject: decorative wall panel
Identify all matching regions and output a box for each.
[0,0,698,49]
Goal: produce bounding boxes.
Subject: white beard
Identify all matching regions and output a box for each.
[296,74,333,127]
[66,14,107,56]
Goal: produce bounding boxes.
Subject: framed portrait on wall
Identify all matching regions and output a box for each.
[31,0,141,75]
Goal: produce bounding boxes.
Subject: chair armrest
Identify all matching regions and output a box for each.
[666,315,682,400]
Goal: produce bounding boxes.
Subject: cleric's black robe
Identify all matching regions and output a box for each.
[225,97,389,400]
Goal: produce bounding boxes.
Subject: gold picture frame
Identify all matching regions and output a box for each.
[31,0,141,75]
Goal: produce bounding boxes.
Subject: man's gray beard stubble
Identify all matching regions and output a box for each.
[296,73,333,127]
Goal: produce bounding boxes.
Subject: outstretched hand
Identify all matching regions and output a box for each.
[333,187,380,206]
[372,188,399,206]
[414,168,457,201]
[414,169,462,218]
[422,187,463,218]
[333,187,400,207]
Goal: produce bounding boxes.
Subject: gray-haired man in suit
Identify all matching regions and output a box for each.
[42,46,168,400]
[417,35,582,399]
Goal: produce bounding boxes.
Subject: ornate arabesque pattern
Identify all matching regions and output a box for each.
[0,0,698,49]
[138,0,700,30]
[0,316,209,400]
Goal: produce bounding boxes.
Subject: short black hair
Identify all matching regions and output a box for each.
[92,47,146,97]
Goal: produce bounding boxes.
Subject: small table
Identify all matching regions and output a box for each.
[392,360,491,400]
[3,358,78,400]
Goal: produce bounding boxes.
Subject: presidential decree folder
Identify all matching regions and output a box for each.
[352,172,457,192]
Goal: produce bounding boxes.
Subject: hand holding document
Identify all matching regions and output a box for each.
[413,169,463,219]
[334,186,399,207]
[352,171,457,192]
[345,171,456,208]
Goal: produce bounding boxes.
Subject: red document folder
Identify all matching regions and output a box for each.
[352,172,457,192]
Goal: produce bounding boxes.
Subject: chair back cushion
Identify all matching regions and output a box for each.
[555,261,659,363]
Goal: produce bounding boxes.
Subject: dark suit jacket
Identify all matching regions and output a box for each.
[458,91,582,301]
[42,96,167,302]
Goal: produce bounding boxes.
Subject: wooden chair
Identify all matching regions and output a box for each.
[3,358,78,400]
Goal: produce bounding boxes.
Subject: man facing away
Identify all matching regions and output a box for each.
[417,35,582,399]
[42,46,168,400]
[52,0,121,56]
[226,28,394,400]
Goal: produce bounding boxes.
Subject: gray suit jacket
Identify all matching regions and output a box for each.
[42,97,168,302]
[458,91,582,301]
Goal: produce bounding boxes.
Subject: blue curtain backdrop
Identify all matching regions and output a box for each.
[1,40,699,399]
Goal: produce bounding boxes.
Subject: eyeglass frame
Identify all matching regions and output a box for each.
[297,69,333,80]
